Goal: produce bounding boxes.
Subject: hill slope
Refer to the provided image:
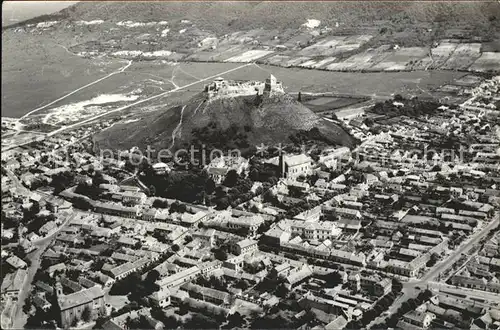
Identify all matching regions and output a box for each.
[94,93,357,153]
[60,1,500,33]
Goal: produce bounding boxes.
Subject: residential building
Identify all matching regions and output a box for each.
[181,283,231,306]
[122,191,147,205]
[149,287,171,308]
[205,156,249,184]
[158,266,201,289]
[1,269,27,301]
[233,239,258,255]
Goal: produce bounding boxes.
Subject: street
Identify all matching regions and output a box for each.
[11,211,76,329]
[368,213,499,329]
[426,281,500,307]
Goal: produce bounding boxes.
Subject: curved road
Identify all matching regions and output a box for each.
[20,60,133,119]
[46,62,252,137]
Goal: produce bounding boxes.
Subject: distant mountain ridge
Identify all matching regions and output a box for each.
[58,1,499,34]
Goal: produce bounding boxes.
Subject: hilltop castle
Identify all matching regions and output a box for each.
[204,74,284,99]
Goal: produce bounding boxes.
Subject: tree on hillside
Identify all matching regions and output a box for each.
[223,170,239,187]
[214,248,228,261]
[81,307,91,322]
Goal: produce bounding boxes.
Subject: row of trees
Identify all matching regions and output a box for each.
[108,270,160,303]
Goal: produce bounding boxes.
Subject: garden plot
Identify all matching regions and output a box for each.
[285,56,312,67]
[441,43,482,70]
[298,59,318,68]
[303,96,367,113]
[209,45,250,61]
[264,55,293,66]
[224,50,275,63]
[325,45,392,71]
[428,42,458,69]
[437,84,463,94]
[282,32,315,48]
[370,47,428,71]
[453,74,483,86]
[469,52,500,73]
[297,35,372,57]
[184,51,218,62]
[310,57,337,69]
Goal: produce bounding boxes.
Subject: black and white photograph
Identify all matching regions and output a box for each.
[1,0,500,329]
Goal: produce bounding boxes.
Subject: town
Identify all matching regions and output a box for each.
[1,69,499,330]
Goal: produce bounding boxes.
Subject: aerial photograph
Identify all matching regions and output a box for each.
[1,0,499,329]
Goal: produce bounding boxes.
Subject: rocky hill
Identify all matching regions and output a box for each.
[94,91,357,154]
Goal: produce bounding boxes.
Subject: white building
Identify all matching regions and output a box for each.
[279,154,313,179]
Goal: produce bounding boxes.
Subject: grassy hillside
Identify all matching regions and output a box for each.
[94,92,357,153]
[59,1,500,33]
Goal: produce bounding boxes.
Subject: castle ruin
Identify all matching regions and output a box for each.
[204,74,284,99]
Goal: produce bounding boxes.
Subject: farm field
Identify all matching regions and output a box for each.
[5,59,466,120]
[2,24,468,121]
[1,29,127,117]
[302,96,368,113]
[468,52,500,73]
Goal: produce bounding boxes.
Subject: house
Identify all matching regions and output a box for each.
[287,220,342,241]
[279,154,313,179]
[262,226,291,246]
[181,211,207,228]
[285,265,313,289]
[402,310,436,329]
[149,287,171,308]
[348,273,392,296]
[108,257,151,280]
[158,266,201,289]
[45,195,72,213]
[5,159,20,171]
[103,307,164,330]
[6,255,27,269]
[39,221,58,237]
[181,283,231,306]
[117,236,138,247]
[272,263,292,278]
[205,156,249,184]
[33,295,51,312]
[318,147,350,169]
[57,284,106,328]
[233,239,258,256]
[325,315,348,330]
[152,162,170,175]
[122,191,147,205]
[226,214,264,236]
[192,228,216,247]
[47,263,67,277]
[1,269,27,301]
[331,207,362,220]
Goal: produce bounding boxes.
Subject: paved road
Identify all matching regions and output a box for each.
[368,213,499,329]
[20,60,133,119]
[46,62,253,137]
[11,212,76,329]
[426,281,500,307]
[4,167,30,195]
[4,62,252,151]
[419,214,499,284]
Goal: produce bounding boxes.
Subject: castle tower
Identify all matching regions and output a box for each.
[264,74,284,97]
